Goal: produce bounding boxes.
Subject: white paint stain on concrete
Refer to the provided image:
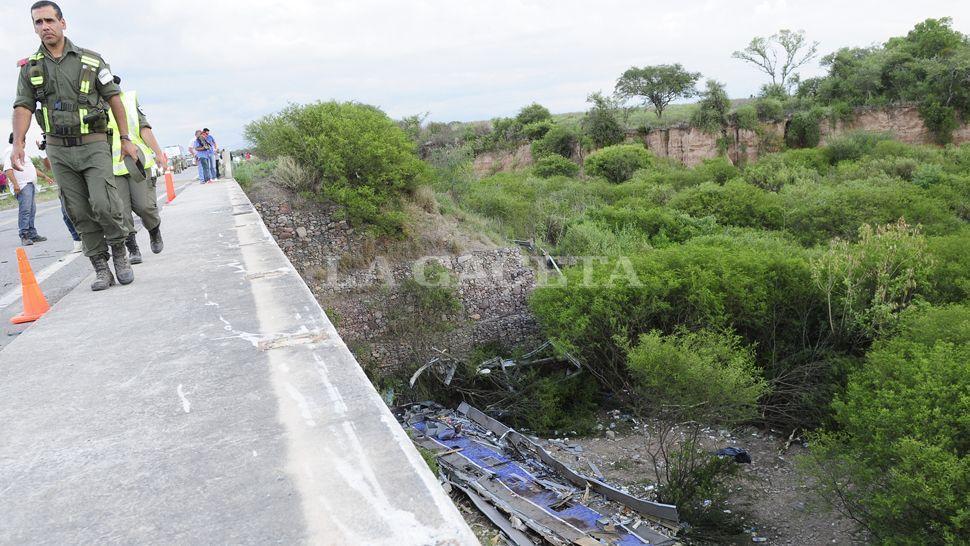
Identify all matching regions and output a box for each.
[177,384,191,413]
[284,383,317,428]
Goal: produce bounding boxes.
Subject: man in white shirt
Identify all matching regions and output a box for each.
[3,133,48,246]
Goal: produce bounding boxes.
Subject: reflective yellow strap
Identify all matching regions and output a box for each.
[79,108,89,134]
[42,106,51,132]
[80,79,90,94]
[30,53,44,61]
[80,55,100,67]
[30,76,44,85]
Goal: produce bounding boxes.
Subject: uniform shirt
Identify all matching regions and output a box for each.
[14,37,122,133]
[1,146,38,187]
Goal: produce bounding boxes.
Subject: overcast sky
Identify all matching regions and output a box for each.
[1,0,967,153]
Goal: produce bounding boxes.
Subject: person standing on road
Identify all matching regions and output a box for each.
[3,133,48,246]
[192,129,214,183]
[11,1,141,291]
[203,128,218,179]
[107,85,166,264]
[38,137,82,253]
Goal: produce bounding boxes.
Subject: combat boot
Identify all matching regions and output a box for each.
[125,233,143,264]
[149,226,164,254]
[109,242,135,285]
[90,253,116,291]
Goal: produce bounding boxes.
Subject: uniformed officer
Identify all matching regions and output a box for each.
[11,1,141,291]
[107,85,166,264]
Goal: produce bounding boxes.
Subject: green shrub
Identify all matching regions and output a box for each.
[582,92,626,148]
[694,157,738,184]
[824,131,893,164]
[533,154,579,178]
[244,101,430,234]
[732,104,759,131]
[811,220,933,343]
[530,231,824,426]
[582,204,717,246]
[515,103,552,126]
[584,144,654,183]
[919,99,959,145]
[531,125,580,159]
[555,221,652,256]
[785,109,822,149]
[926,229,970,304]
[669,180,784,230]
[743,156,820,191]
[806,308,969,543]
[522,373,599,434]
[627,329,767,424]
[755,98,785,121]
[781,179,959,245]
[522,120,553,140]
[233,159,276,189]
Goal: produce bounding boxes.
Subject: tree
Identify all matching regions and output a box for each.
[581,92,625,148]
[733,29,819,92]
[515,103,552,126]
[614,64,700,119]
[690,80,731,134]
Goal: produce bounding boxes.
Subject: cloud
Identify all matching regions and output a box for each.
[1,0,967,153]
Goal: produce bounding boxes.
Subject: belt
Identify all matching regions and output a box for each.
[46,133,108,147]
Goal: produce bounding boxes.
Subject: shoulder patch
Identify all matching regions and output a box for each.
[79,47,103,59]
[17,58,28,67]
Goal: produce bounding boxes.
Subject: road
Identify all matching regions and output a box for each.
[0,169,197,349]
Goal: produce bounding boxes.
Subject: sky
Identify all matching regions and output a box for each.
[1,0,967,154]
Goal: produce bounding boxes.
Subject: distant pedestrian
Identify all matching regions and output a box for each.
[192,129,214,183]
[3,133,47,246]
[202,128,218,179]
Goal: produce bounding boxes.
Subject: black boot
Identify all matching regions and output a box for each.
[149,226,164,254]
[90,253,116,291]
[125,233,143,264]
[109,242,135,285]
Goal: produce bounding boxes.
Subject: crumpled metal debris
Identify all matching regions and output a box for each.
[396,402,682,546]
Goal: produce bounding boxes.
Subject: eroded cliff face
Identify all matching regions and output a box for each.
[474,105,969,172]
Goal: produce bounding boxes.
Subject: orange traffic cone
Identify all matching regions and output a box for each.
[10,247,50,324]
[165,171,176,203]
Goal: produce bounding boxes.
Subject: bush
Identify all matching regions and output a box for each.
[732,104,759,131]
[669,180,784,230]
[755,98,785,121]
[515,103,552,126]
[582,92,626,148]
[522,120,553,140]
[531,125,580,159]
[694,157,739,184]
[273,156,313,191]
[785,109,822,148]
[627,329,767,424]
[919,100,959,145]
[811,220,934,344]
[530,231,824,426]
[533,154,579,178]
[584,144,653,183]
[806,305,969,543]
[824,131,893,164]
[926,229,970,304]
[244,101,430,234]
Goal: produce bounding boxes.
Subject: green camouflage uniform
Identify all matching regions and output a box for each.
[15,37,127,257]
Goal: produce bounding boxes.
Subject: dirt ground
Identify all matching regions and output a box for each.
[541,415,867,545]
[449,411,868,545]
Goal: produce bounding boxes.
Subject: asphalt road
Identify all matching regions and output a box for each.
[0,169,197,350]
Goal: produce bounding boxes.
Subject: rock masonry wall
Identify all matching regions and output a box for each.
[252,197,541,372]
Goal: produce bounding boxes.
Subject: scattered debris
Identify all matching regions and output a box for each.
[397,402,681,545]
[716,447,753,464]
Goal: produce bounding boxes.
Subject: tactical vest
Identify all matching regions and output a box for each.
[108,91,155,176]
[25,48,109,136]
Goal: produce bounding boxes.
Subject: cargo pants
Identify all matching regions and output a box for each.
[47,140,128,257]
[117,174,161,235]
